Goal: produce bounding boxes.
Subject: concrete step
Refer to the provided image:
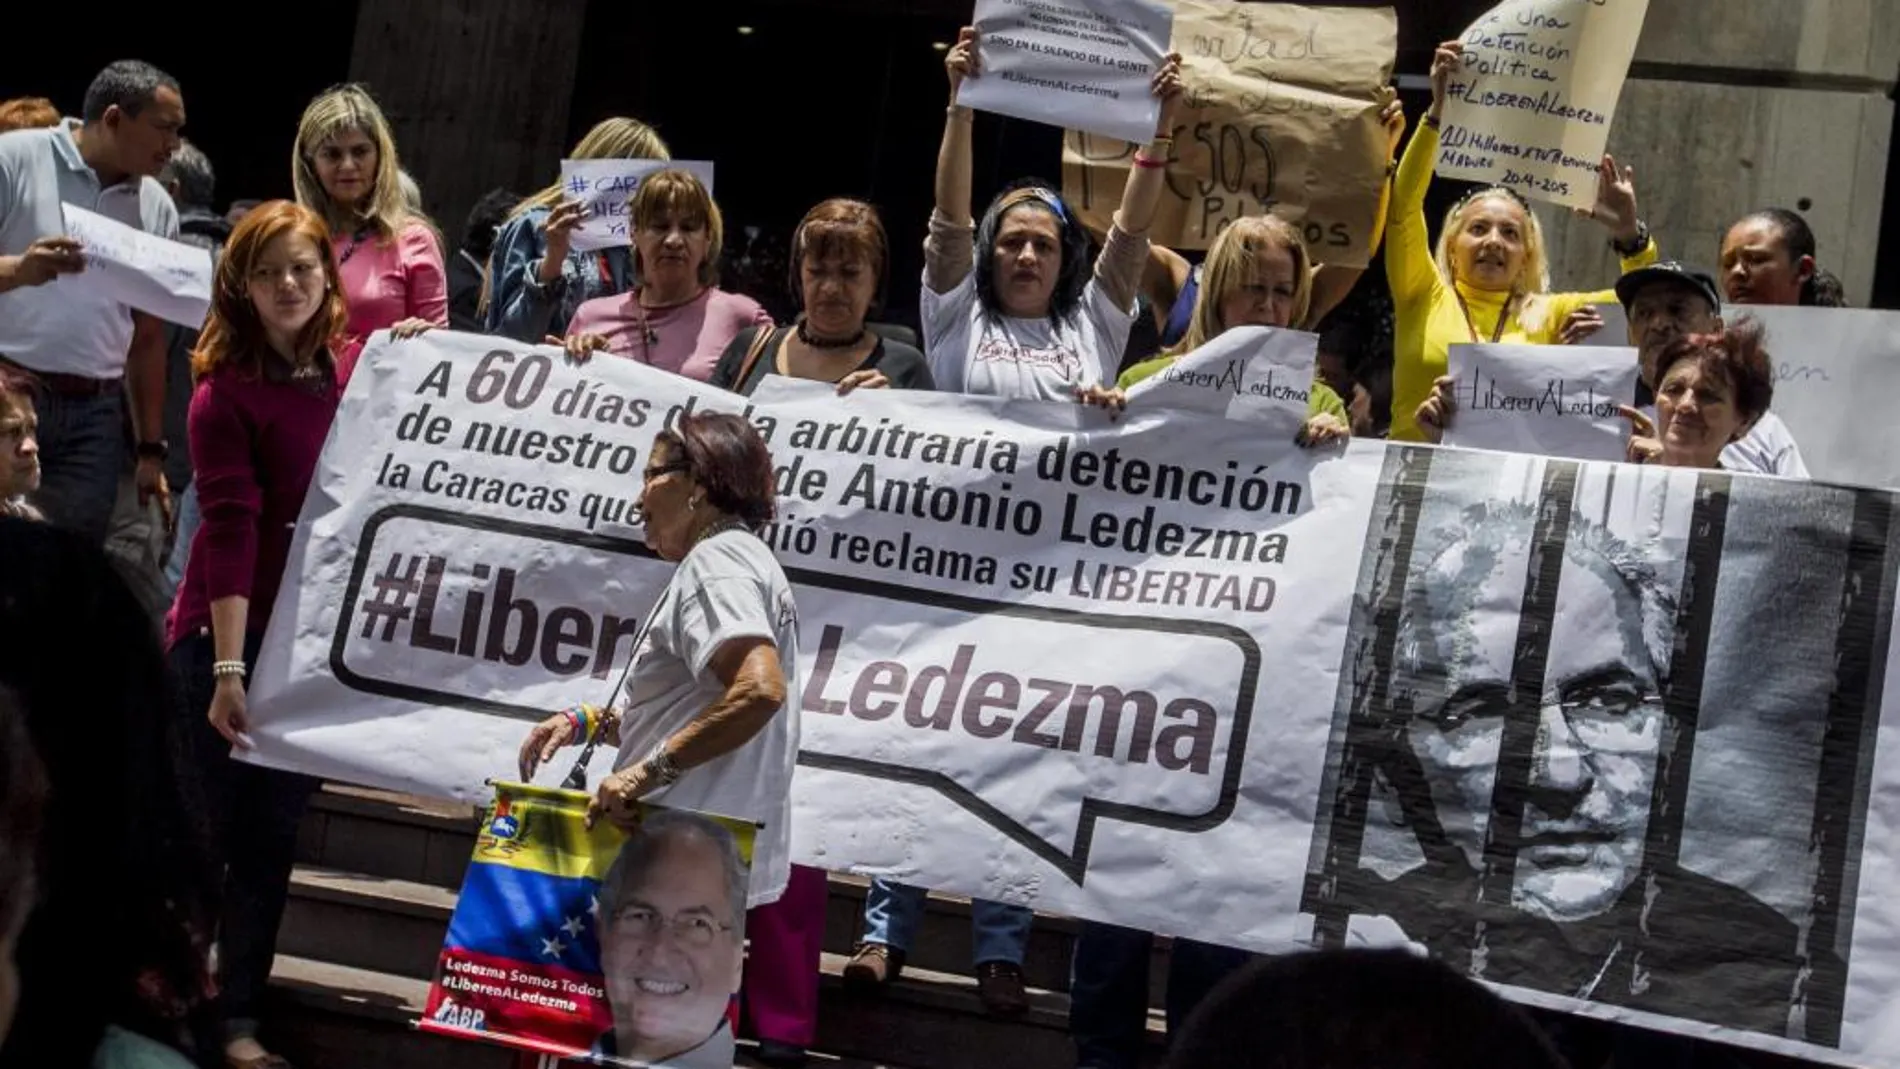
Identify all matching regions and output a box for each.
[297,785,478,889]
[822,872,1085,994]
[264,954,514,1069]
[810,953,1165,1069]
[281,866,456,981]
[282,857,1144,1003]
[296,790,1136,995]
[266,955,922,1068]
[284,789,1176,1067]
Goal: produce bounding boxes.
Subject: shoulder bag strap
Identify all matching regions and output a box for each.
[732,325,779,391]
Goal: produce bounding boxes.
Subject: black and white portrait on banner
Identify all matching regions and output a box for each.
[1302,445,1895,1048]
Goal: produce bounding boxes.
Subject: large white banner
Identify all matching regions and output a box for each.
[249,331,1900,1066]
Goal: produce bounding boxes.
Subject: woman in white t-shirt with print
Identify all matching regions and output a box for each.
[922,26,1184,401]
[517,411,817,1065]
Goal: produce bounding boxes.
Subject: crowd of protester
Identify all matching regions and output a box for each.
[0,29,1865,1069]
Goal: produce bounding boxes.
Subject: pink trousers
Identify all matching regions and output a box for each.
[741,863,829,1046]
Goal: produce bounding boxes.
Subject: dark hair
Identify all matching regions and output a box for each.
[0,519,216,1063]
[789,198,890,311]
[461,187,522,262]
[1808,268,1849,308]
[81,59,179,123]
[973,177,1091,328]
[1166,950,1568,1069]
[1738,208,1848,308]
[656,412,776,527]
[1653,316,1775,426]
[159,137,215,210]
[0,684,47,946]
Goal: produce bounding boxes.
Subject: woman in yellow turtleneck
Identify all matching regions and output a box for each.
[1386,40,1661,442]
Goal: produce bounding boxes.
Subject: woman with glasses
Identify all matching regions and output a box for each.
[517,413,804,1065]
[1396,41,1658,443]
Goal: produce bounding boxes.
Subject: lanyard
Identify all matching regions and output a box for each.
[558,528,753,789]
[559,584,670,790]
[1455,290,1516,345]
[336,226,374,265]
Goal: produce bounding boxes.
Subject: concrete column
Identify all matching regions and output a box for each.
[347,0,588,239]
[1541,0,1900,306]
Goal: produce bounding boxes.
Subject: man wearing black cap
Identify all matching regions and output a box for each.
[1614,261,1809,476]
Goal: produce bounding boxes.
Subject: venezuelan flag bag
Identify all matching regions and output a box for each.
[420,782,757,1066]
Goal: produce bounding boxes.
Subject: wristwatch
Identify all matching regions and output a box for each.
[1610,221,1651,258]
[641,745,682,787]
[135,439,169,462]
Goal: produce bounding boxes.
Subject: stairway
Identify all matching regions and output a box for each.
[273,785,1169,1068]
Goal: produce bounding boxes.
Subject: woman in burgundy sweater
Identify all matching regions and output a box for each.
[164,200,349,1069]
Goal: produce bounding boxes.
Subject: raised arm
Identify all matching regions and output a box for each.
[925,26,980,295]
[1094,54,1185,313]
[1305,92,1407,328]
[1545,156,1659,324]
[484,207,586,342]
[1386,43,1463,306]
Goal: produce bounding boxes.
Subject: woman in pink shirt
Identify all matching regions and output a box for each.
[292,84,447,382]
[564,169,770,382]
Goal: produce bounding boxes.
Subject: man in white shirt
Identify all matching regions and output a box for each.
[1614,262,1809,477]
[0,60,185,542]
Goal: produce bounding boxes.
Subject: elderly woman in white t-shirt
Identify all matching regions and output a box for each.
[922,27,1183,401]
[517,411,819,1066]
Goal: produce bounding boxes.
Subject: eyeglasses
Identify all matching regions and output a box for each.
[609,905,733,948]
[642,461,689,483]
[1416,679,1665,753]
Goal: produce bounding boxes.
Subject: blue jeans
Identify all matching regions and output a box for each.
[860,878,1032,966]
[1069,921,1253,1069]
[164,480,200,600]
[30,387,124,544]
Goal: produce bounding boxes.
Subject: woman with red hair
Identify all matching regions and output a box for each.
[1622,319,1778,471]
[164,199,350,1069]
[0,97,58,133]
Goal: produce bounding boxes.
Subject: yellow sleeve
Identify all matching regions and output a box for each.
[1384,121,1441,305]
[1308,380,1349,422]
[1117,354,1176,390]
[1539,238,1664,335]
